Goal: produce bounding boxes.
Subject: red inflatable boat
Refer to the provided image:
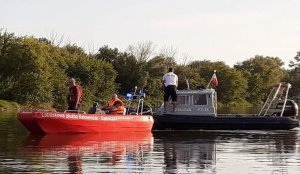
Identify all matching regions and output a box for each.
[17,111,153,134]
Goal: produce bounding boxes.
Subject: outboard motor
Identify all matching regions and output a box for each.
[274,99,298,117]
[283,100,298,117]
[260,83,298,117]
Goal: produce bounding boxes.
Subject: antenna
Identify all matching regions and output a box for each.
[134,86,137,95]
[185,78,190,90]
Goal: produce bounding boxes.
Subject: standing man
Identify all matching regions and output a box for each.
[162,67,178,113]
[67,78,82,110]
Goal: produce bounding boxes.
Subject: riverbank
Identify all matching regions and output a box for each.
[0,100,20,111]
[0,100,59,112]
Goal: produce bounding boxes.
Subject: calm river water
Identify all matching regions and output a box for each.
[1,111,300,174]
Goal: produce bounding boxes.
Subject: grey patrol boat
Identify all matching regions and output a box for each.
[153,82,299,130]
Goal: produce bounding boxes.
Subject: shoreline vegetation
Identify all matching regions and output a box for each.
[1,30,300,111]
[0,99,254,113]
[0,100,58,112]
[0,100,19,111]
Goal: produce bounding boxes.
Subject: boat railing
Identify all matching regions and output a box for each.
[279,83,291,117]
[64,110,86,114]
[258,82,292,117]
[125,92,151,115]
[36,109,50,112]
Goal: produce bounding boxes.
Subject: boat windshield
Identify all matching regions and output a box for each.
[177,95,190,105]
[193,94,207,105]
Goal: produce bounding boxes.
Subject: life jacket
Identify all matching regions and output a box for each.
[108,98,123,107]
[114,105,125,114]
[108,98,124,114]
[68,85,83,104]
[77,85,83,103]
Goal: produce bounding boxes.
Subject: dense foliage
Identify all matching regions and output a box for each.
[1,30,299,110]
[0,31,116,110]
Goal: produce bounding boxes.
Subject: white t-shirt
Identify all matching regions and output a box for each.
[162,72,178,87]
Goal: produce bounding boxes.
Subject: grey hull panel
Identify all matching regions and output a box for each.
[153,114,299,130]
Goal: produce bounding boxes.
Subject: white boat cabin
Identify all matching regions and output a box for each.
[157,88,217,116]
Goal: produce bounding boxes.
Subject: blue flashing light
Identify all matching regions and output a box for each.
[126,93,133,100]
[140,92,146,98]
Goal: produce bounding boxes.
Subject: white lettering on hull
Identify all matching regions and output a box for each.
[175,108,192,112]
[197,108,209,112]
[42,113,136,121]
[174,108,210,112]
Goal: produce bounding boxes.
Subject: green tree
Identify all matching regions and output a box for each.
[175,65,204,90]
[0,31,117,110]
[95,45,173,107]
[189,60,248,106]
[285,51,300,99]
[234,55,285,105]
[0,35,53,105]
[289,51,300,67]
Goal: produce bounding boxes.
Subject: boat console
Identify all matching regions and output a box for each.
[125,92,153,115]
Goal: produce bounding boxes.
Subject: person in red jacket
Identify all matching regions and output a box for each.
[67,78,82,110]
[102,93,125,114]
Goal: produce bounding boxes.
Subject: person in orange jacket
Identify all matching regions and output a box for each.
[102,93,125,114]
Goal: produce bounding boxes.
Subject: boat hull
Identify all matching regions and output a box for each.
[153,114,299,130]
[17,111,153,134]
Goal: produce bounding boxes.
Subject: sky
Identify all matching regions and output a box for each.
[1,0,300,68]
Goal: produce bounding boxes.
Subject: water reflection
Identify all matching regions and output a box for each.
[1,110,300,173]
[154,131,217,173]
[153,130,299,174]
[19,132,153,173]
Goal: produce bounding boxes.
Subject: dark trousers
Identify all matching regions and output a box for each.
[164,85,177,102]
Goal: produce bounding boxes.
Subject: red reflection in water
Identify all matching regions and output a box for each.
[19,132,153,173]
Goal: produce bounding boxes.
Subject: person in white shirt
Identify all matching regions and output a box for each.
[162,67,178,113]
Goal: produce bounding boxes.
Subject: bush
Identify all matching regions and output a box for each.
[0,100,19,110]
